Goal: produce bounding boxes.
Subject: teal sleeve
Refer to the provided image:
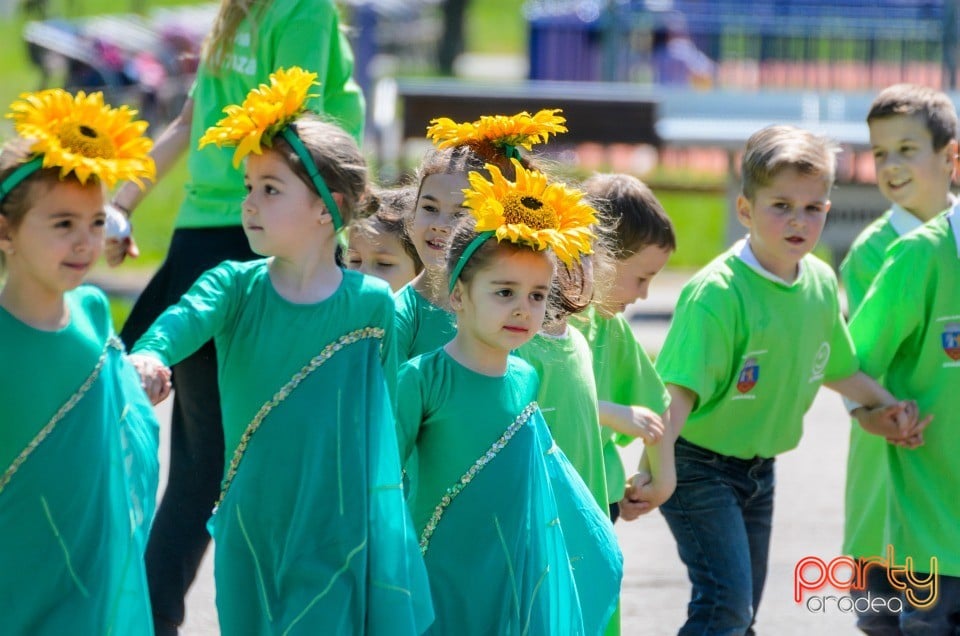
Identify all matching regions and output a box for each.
[395,363,424,464]
[131,264,238,366]
[849,245,923,379]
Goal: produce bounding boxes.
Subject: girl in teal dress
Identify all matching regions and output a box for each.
[0,90,160,633]
[396,158,622,635]
[395,109,567,361]
[129,67,432,635]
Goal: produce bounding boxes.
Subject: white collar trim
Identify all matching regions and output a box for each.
[734,238,803,287]
[888,204,926,236]
[948,205,960,258]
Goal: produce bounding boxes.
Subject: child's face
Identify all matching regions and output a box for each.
[737,167,830,282]
[346,223,418,292]
[452,247,553,360]
[243,150,329,257]
[607,244,673,313]
[412,173,469,270]
[869,114,956,218]
[0,180,105,298]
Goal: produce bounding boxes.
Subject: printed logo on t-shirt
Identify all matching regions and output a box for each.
[734,356,760,398]
[808,342,831,383]
[941,320,960,365]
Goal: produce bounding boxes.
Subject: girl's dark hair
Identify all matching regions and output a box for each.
[354,185,423,273]
[583,173,676,258]
[271,112,367,225]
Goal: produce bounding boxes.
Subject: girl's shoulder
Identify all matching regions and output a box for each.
[68,285,113,339]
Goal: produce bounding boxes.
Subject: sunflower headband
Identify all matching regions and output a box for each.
[449,158,597,293]
[0,89,154,204]
[198,66,344,230]
[426,108,567,161]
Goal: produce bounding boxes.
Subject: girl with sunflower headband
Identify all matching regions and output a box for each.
[394,108,567,362]
[106,3,365,629]
[0,89,160,633]
[395,158,622,635]
[130,67,432,636]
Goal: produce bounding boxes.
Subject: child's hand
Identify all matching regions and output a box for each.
[128,354,172,405]
[618,405,666,445]
[853,400,931,448]
[105,236,139,267]
[619,470,676,520]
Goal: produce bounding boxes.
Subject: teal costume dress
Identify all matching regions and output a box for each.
[394,283,457,361]
[0,286,159,634]
[133,261,432,635]
[397,350,622,635]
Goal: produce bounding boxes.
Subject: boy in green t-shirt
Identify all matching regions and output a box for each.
[841,83,957,636]
[577,173,675,522]
[621,125,927,635]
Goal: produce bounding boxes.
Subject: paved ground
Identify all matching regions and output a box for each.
[142,270,863,635]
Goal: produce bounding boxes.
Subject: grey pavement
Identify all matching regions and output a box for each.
[138,269,863,635]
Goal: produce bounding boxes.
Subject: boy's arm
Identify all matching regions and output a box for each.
[620,384,695,520]
[825,372,929,445]
[598,402,666,444]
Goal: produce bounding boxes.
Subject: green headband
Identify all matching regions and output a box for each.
[448,230,495,293]
[0,156,44,205]
[279,126,343,231]
[502,144,521,161]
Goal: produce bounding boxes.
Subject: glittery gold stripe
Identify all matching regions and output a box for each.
[419,401,538,554]
[0,337,122,496]
[213,327,385,511]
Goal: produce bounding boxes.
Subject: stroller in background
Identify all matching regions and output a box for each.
[22,3,217,128]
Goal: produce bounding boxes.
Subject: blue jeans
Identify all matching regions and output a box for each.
[660,437,775,636]
[852,560,904,636]
[900,573,960,635]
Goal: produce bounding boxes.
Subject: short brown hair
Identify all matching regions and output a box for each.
[583,173,676,258]
[740,125,839,200]
[867,83,958,151]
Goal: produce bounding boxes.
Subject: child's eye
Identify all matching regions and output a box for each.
[530,292,546,302]
[244,183,252,193]
[92,217,107,228]
[495,288,513,298]
[265,185,279,195]
[54,219,73,229]
[873,151,886,161]
[376,261,395,269]
[419,204,438,214]
[900,146,916,156]
[773,202,790,211]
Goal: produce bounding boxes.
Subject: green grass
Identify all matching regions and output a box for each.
[657,189,727,269]
[466,0,526,55]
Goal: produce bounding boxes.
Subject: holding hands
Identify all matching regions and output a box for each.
[128,354,173,405]
[852,399,931,449]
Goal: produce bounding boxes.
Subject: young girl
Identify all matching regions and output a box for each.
[0,89,160,633]
[130,68,432,635]
[346,185,422,291]
[394,109,566,361]
[396,159,621,635]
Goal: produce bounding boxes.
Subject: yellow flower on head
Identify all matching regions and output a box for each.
[463,158,596,265]
[199,66,319,167]
[7,89,154,187]
[427,108,567,152]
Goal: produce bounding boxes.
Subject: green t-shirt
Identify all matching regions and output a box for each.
[839,205,924,558]
[515,328,609,508]
[656,241,859,459]
[394,283,457,362]
[573,305,670,504]
[849,209,960,577]
[133,261,397,464]
[178,0,364,229]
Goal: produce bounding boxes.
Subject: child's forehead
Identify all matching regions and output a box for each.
[868,113,934,142]
[756,167,831,198]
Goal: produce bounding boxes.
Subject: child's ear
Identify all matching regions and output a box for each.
[944,139,959,179]
[316,193,346,225]
[449,281,464,311]
[0,215,13,253]
[735,194,753,229]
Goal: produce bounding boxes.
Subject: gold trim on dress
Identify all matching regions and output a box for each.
[213,327,385,511]
[418,401,539,554]
[0,337,122,496]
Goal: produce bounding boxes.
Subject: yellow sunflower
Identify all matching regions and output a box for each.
[7,89,154,187]
[463,159,596,265]
[427,108,567,152]
[199,66,318,167]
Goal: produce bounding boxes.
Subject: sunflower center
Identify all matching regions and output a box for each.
[59,122,115,159]
[502,193,557,230]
